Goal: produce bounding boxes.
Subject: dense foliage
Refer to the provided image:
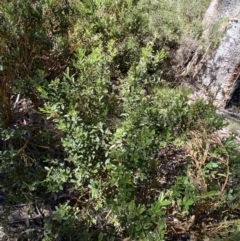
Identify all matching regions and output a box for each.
[1,0,240,240]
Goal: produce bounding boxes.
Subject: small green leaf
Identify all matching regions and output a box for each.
[160,200,171,206]
[98,232,104,241]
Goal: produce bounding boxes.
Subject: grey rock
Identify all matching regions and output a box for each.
[186,0,240,107]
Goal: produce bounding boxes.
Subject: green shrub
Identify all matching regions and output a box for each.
[1,0,238,240]
[38,41,228,239]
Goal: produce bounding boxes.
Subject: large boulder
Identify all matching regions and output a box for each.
[181,0,240,107]
[201,0,240,107]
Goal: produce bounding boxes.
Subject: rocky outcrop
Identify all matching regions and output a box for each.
[183,0,240,107]
[201,0,240,106]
